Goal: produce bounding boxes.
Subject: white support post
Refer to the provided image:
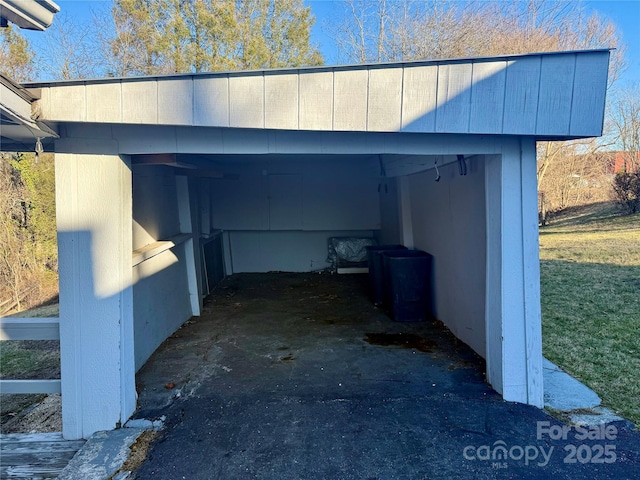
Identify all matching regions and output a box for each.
[484,139,544,407]
[55,145,137,439]
[397,175,414,248]
[176,175,201,315]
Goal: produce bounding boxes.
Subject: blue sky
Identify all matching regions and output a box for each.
[24,0,640,85]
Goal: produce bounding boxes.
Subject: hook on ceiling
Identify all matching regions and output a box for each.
[457,154,467,176]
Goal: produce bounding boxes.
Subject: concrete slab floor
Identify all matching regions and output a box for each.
[129,273,639,479]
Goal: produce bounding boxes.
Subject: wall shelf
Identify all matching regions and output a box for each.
[132,233,191,267]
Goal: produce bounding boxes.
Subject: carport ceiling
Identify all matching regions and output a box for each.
[131,153,459,178]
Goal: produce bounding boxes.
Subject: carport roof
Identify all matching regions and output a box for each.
[25,49,611,141]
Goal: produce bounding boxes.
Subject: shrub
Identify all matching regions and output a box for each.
[612,172,640,214]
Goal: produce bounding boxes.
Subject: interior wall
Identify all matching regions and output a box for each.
[132,165,194,370]
[209,157,381,272]
[132,165,180,250]
[132,245,192,369]
[408,156,487,357]
[378,177,401,244]
[229,230,376,272]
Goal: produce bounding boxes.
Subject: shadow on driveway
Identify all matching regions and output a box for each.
[131,273,639,479]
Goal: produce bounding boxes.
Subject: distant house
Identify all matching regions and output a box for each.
[1,46,611,440]
[613,151,640,173]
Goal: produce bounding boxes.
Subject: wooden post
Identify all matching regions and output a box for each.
[485,138,544,407]
[55,142,136,439]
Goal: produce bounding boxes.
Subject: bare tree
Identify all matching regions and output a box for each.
[328,1,626,214]
[609,83,640,173]
[609,83,640,213]
[36,12,99,80]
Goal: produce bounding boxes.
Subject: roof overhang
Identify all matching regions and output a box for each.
[0,73,58,151]
[0,0,59,31]
[23,49,611,144]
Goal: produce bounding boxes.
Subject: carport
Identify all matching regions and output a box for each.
[16,49,609,439]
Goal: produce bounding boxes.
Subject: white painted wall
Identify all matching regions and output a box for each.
[132,166,195,370]
[407,158,487,356]
[132,245,192,369]
[209,156,381,272]
[377,177,401,245]
[132,165,181,250]
[229,230,376,272]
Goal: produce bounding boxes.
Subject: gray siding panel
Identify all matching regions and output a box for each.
[401,65,438,133]
[49,85,86,122]
[35,50,609,140]
[158,78,193,126]
[436,63,472,133]
[333,69,368,131]
[469,61,507,134]
[503,57,541,135]
[229,75,264,128]
[299,71,333,130]
[86,83,121,123]
[368,68,402,132]
[193,76,229,127]
[122,81,158,124]
[570,51,609,137]
[265,74,299,130]
[536,54,576,136]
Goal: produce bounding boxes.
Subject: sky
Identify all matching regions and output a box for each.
[22,0,640,86]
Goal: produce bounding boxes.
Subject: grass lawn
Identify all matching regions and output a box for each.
[540,202,640,425]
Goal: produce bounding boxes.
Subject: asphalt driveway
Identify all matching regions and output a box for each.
[129,273,639,479]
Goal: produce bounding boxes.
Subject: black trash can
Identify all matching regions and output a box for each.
[382,250,432,322]
[366,245,407,306]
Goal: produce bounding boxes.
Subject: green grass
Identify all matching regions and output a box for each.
[0,341,60,379]
[540,202,640,425]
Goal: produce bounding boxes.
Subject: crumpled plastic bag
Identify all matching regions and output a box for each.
[327,237,377,269]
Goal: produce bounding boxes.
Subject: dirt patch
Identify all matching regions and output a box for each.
[1,394,62,433]
[116,429,160,476]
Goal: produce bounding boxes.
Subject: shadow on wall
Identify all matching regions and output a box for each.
[56,227,195,435]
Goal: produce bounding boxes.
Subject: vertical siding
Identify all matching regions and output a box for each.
[436,63,473,133]
[299,71,333,130]
[49,85,86,122]
[158,78,193,126]
[469,61,507,134]
[368,68,402,132]
[536,54,576,136]
[86,83,121,123]
[229,75,264,128]
[503,57,541,135]
[570,51,609,136]
[333,69,368,131]
[35,50,609,138]
[401,65,438,132]
[122,80,158,124]
[265,73,299,130]
[193,76,229,127]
